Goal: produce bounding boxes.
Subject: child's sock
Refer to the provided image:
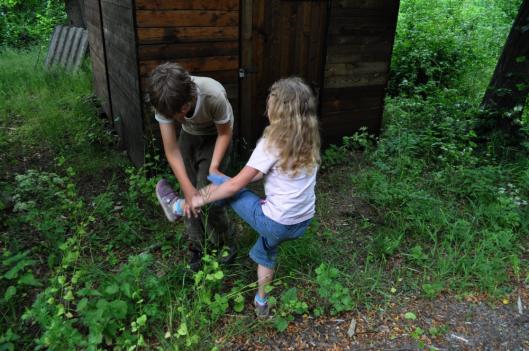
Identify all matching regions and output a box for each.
[254,293,268,306]
[172,199,184,216]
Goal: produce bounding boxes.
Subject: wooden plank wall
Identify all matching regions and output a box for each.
[101,0,144,166]
[321,0,400,145]
[134,0,240,137]
[85,0,112,120]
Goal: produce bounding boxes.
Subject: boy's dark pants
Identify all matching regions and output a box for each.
[179,130,234,251]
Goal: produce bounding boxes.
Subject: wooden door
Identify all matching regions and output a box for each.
[240,0,329,149]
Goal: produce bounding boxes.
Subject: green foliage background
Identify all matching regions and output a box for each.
[1,0,528,350]
[0,0,66,48]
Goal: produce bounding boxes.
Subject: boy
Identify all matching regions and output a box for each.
[148,62,236,271]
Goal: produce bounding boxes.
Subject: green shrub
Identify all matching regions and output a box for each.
[0,0,66,48]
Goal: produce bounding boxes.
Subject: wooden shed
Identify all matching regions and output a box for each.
[85,0,400,166]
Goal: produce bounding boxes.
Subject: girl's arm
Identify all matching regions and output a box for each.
[192,166,260,208]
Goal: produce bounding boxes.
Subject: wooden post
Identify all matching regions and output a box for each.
[481,0,529,133]
[65,0,86,28]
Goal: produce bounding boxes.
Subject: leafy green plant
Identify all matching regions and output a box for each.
[0,0,66,48]
[322,127,373,170]
[271,287,308,332]
[314,263,354,315]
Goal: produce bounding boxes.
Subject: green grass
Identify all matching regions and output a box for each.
[1,1,528,348]
[0,48,121,174]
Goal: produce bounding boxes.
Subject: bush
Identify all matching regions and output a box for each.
[389,0,514,97]
[0,0,66,48]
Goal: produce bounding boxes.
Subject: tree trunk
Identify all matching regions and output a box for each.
[481,0,529,134]
[65,0,86,28]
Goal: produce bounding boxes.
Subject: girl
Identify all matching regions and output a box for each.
[157,77,320,317]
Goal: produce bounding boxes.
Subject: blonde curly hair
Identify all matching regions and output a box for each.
[262,77,321,175]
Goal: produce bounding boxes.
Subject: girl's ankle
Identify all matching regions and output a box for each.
[254,293,268,306]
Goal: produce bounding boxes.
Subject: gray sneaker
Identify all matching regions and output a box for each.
[155,179,181,222]
[254,298,270,318]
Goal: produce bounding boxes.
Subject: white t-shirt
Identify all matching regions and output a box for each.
[247,138,318,225]
[155,76,234,135]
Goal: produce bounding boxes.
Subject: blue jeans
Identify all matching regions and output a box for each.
[207,174,311,268]
[226,189,310,268]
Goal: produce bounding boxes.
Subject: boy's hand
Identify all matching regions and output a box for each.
[182,187,200,218]
[190,194,204,209]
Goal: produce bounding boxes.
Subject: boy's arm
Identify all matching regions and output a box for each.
[209,122,232,176]
[192,166,260,208]
[159,123,199,217]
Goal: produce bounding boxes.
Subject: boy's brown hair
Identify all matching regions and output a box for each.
[147,62,197,119]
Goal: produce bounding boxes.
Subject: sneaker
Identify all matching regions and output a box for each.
[218,244,237,265]
[254,296,270,318]
[155,179,182,222]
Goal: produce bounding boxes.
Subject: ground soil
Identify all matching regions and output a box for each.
[225,288,529,350]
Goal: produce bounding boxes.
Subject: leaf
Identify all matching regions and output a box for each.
[77,298,88,312]
[274,317,289,332]
[3,286,16,302]
[404,312,417,320]
[121,283,132,298]
[136,314,147,327]
[177,322,188,336]
[213,271,224,280]
[17,273,42,286]
[233,294,244,313]
[64,290,75,301]
[104,284,119,295]
[3,259,36,280]
[110,300,128,319]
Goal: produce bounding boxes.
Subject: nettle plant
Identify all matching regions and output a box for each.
[314,263,354,315]
[25,252,171,351]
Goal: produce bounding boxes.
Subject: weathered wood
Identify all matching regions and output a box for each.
[239,0,328,146]
[109,77,144,165]
[101,0,144,165]
[332,0,390,10]
[322,86,387,100]
[325,62,388,77]
[321,95,383,114]
[135,0,238,11]
[138,41,238,60]
[65,0,86,28]
[140,56,238,76]
[320,108,382,145]
[101,0,132,9]
[85,0,112,118]
[482,0,529,132]
[238,0,253,143]
[137,26,238,44]
[136,10,238,27]
[140,69,238,88]
[324,72,388,89]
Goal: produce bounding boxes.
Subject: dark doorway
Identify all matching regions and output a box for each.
[239,0,329,148]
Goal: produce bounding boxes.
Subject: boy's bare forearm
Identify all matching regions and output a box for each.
[210,124,232,174]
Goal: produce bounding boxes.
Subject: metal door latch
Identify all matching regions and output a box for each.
[239,66,257,78]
